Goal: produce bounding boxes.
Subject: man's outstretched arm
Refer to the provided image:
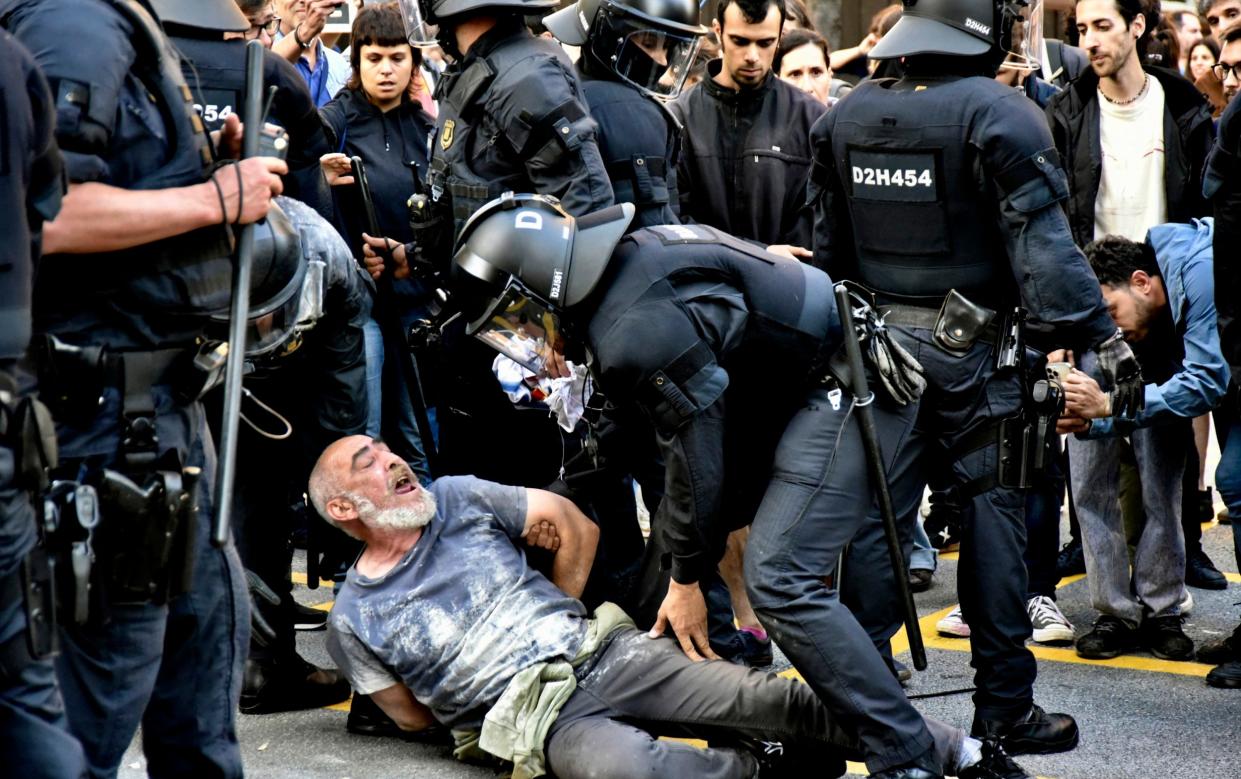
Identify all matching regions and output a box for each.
[371,683,437,732]
[522,490,599,599]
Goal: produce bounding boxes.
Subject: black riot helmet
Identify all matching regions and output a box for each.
[545,0,707,99]
[205,203,310,359]
[146,0,250,32]
[396,0,558,46]
[450,193,634,375]
[869,0,1043,72]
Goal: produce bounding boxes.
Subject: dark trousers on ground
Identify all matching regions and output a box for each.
[52,386,247,779]
[748,325,1037,774]
[546,628,965,779]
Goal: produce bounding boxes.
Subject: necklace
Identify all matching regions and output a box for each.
[1101,73,1149,106]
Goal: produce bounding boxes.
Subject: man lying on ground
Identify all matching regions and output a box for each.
[307,434,1029,779]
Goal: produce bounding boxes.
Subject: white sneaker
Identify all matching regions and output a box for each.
[1026,595,1075,645]
[937,606,971,638]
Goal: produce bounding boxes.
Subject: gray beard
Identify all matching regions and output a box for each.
[355,490,438,532]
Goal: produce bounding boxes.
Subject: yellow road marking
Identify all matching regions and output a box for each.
[290,571,335,587]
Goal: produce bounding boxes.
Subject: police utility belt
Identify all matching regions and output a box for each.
[831,287,1062,496]
[30,337,208,638]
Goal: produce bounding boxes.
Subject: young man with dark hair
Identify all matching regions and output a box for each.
[1047,0,1214,246]
[670,0,826,255]
[1057,222,1228,660]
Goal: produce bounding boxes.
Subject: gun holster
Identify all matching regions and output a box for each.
[997,378,1064,490]
[94,457,200,608]
[407,193,452,275]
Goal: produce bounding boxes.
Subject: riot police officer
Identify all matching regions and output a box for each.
[2,0,290,775]
[395,0,613,250]
[157,0,335,218]
[544,0,706,228]
[370,0,614,483]
[785,0,1144,768]
[0,28,86,779]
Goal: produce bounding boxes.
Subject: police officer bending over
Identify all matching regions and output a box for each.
[544,0,706,229]
[0,27,87,779]
[779,0,1144,773]
[364,0,614,483]
[2,0,288,776]
[440,193,1035,779]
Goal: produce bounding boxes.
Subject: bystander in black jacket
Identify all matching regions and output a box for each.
[320,85,435,257]
[670,59,825,247]
[1046,65,1215,247]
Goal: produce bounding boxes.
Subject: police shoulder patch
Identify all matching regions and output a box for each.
[440,119,455,150]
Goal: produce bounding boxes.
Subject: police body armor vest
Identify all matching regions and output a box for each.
[170,35,246,133]
[828,77,1015,305]
[17,0,301,348]
[589,223,838,405]
[427,31,584,235]
[580,74,680,229]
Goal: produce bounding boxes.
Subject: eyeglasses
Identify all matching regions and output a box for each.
[1213,62,1240,81]
[245,16,281,38]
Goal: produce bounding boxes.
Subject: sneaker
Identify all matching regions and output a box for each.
[958,737,1032,779]
[1206,660,1241,689]
[1056,538,1086,577]
[294,601,329,631]
[893,659,912,685]
[1026,596,1075,645]
[971,704,1079,756]
[1218,506,1233,525]
[1185,549,1227,590]
[1141,615,1195,661]
[1196,626,1240,665]
[1179,589,1194,616]
[1075,615,1139,659]
[909,568,934,593]
[937,606,970,638]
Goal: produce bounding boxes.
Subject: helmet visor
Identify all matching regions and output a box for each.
[397,0,439,47]
[470,282,568,377]
[612,29,701,99]
[1000,0,1043,72]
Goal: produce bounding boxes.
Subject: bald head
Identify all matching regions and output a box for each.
[308,435,436,541]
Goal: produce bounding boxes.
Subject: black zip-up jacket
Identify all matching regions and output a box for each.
[1045,65,1214,247]
[320,87,436,257]
[670,61,825,247]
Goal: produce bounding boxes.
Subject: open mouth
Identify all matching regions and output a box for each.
[392,472,417,495]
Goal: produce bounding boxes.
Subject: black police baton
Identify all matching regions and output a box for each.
[211,40,266,548]
[349,156,440,473]
[833,284,927,672]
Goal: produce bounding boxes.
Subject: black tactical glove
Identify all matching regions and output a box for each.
[1096,330,1144,420]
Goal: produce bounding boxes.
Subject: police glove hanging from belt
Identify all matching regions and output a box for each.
[841,294,927,405]
[1095,330,1144,420]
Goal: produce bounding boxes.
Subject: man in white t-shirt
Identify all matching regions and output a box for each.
[1047,0,1214,248]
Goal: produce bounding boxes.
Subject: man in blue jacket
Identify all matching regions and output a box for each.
[1057,219,1229,661]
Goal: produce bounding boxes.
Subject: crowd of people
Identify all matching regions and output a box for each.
[0,0,1238,778]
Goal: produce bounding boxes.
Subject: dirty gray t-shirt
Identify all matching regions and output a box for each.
[326,476,589,728]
